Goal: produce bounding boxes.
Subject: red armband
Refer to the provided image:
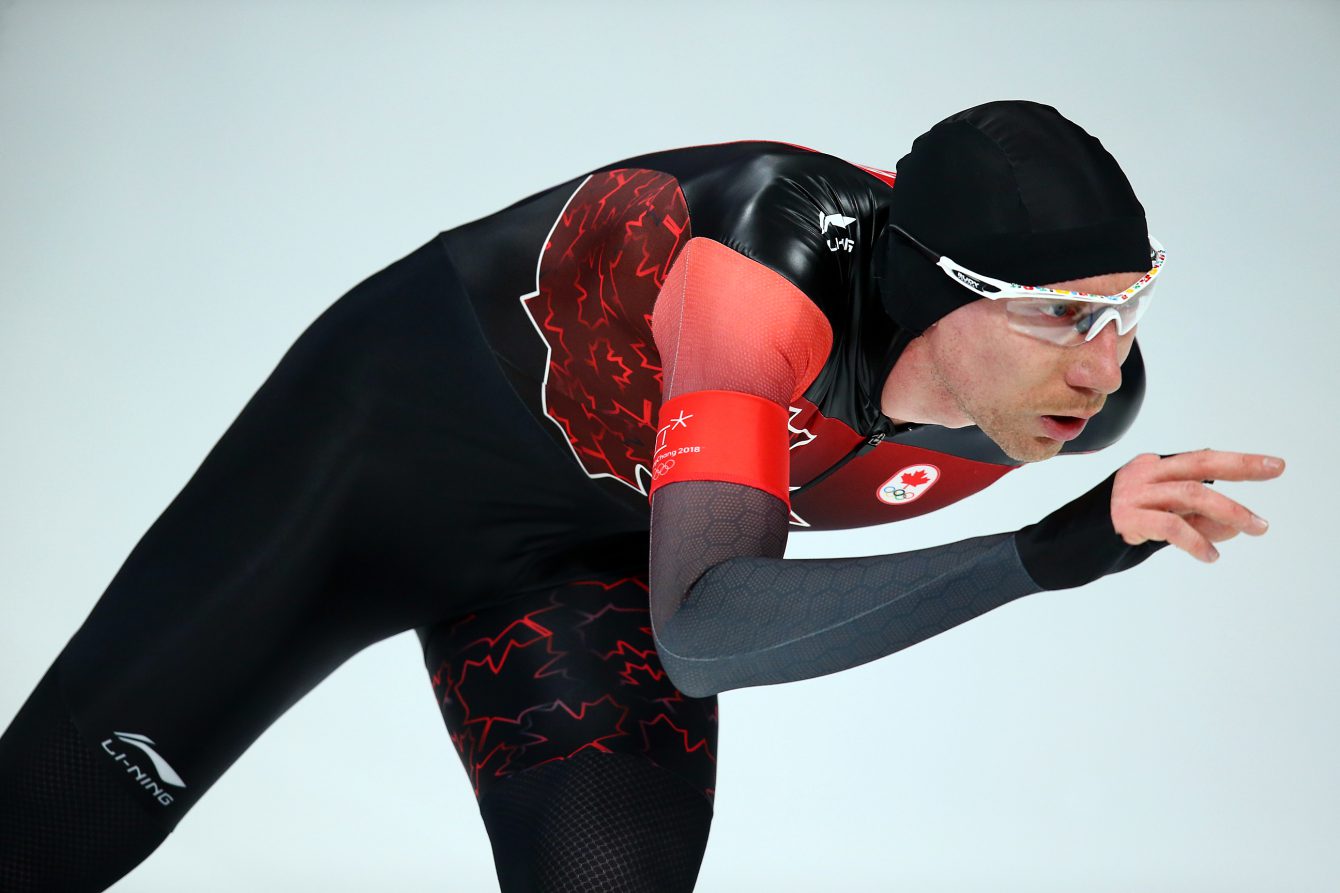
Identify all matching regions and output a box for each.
[648,390,791,507]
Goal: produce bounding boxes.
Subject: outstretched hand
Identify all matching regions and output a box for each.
[1111,450,1285,563]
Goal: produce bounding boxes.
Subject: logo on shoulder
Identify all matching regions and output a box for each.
[877,464,940,505]
[819,210,856,253]
[100,731,186,806]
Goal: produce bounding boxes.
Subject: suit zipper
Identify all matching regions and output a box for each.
[791,431,886,496]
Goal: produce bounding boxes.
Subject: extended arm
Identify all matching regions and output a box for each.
[646,238,1163,697]
[650,472,1160,697]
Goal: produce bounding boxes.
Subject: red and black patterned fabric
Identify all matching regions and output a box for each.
[422,575,716,805]
[443,140,1145,531]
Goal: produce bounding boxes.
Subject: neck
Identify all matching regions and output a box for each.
[879,334,972,428]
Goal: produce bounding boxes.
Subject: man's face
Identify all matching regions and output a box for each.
[923,271,1145,463]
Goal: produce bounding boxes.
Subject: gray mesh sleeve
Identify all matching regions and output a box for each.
[652,536,1041,697]
[648,467,1169,697]
[648,479,1043,697]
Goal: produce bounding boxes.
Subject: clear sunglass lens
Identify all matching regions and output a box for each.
[1081,308,1122,341]
[1000,266,1159,346]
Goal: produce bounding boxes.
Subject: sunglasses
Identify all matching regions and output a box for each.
[888,224,1166,347]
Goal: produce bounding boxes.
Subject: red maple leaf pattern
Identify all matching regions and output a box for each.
[899,468,931,488]
[520,170,690,493]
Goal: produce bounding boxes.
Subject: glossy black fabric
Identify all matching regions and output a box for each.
[443,142,906,457]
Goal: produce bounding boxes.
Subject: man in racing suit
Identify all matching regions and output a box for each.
[0,100,1283,892]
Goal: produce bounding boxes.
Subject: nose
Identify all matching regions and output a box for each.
[1066,321,1123,395]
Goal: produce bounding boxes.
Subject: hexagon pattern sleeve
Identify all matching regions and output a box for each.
[646,238,1165,698]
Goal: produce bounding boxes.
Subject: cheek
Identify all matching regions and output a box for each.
[989,333,1059,395]
[934,314,1060,408]
[956,341,1046,411]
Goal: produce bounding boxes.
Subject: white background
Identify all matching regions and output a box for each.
[1,2,1335,890]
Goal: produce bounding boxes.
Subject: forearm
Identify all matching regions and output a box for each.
[650,471,1167,697]
[653,530,1037,696]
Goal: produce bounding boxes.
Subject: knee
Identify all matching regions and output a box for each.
[477,750,713,893]
[0,666,173,892]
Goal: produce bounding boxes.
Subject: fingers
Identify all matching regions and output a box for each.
[1112,449,1282,567]
[1139,480,1270,537]
[1125,508,1221,562]
[1185,514,1241,544]
[1148,449,1285,483]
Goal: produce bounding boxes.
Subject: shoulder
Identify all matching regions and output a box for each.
[667,143,890,300]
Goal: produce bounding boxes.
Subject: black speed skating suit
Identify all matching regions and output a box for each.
[0,141,1158,892]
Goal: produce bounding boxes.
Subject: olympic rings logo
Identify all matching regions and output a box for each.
[875,463,941,506]
[652,458,676,479]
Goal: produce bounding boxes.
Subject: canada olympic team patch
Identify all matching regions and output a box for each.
[876,463,941,505]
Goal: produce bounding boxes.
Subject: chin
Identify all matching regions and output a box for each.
[986,428,1065,464]
[966,404,1066,464]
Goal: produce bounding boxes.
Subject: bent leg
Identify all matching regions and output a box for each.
[420,575,718,893]
[0,239,460,892]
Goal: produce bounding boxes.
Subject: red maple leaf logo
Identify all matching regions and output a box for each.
[899,468,931,488]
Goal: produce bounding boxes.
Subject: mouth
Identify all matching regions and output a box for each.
[1039,414,1090,442]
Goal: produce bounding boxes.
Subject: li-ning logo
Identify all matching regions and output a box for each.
[100,731,186,806]
[819,211,856,253]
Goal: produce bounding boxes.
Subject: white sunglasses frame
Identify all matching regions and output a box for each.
[888,224,1167,344]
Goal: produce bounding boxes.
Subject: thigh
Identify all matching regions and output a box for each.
[419,574,718,892]
[47,238,460,821]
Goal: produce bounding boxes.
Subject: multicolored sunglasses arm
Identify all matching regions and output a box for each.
[888,224,1166,306]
